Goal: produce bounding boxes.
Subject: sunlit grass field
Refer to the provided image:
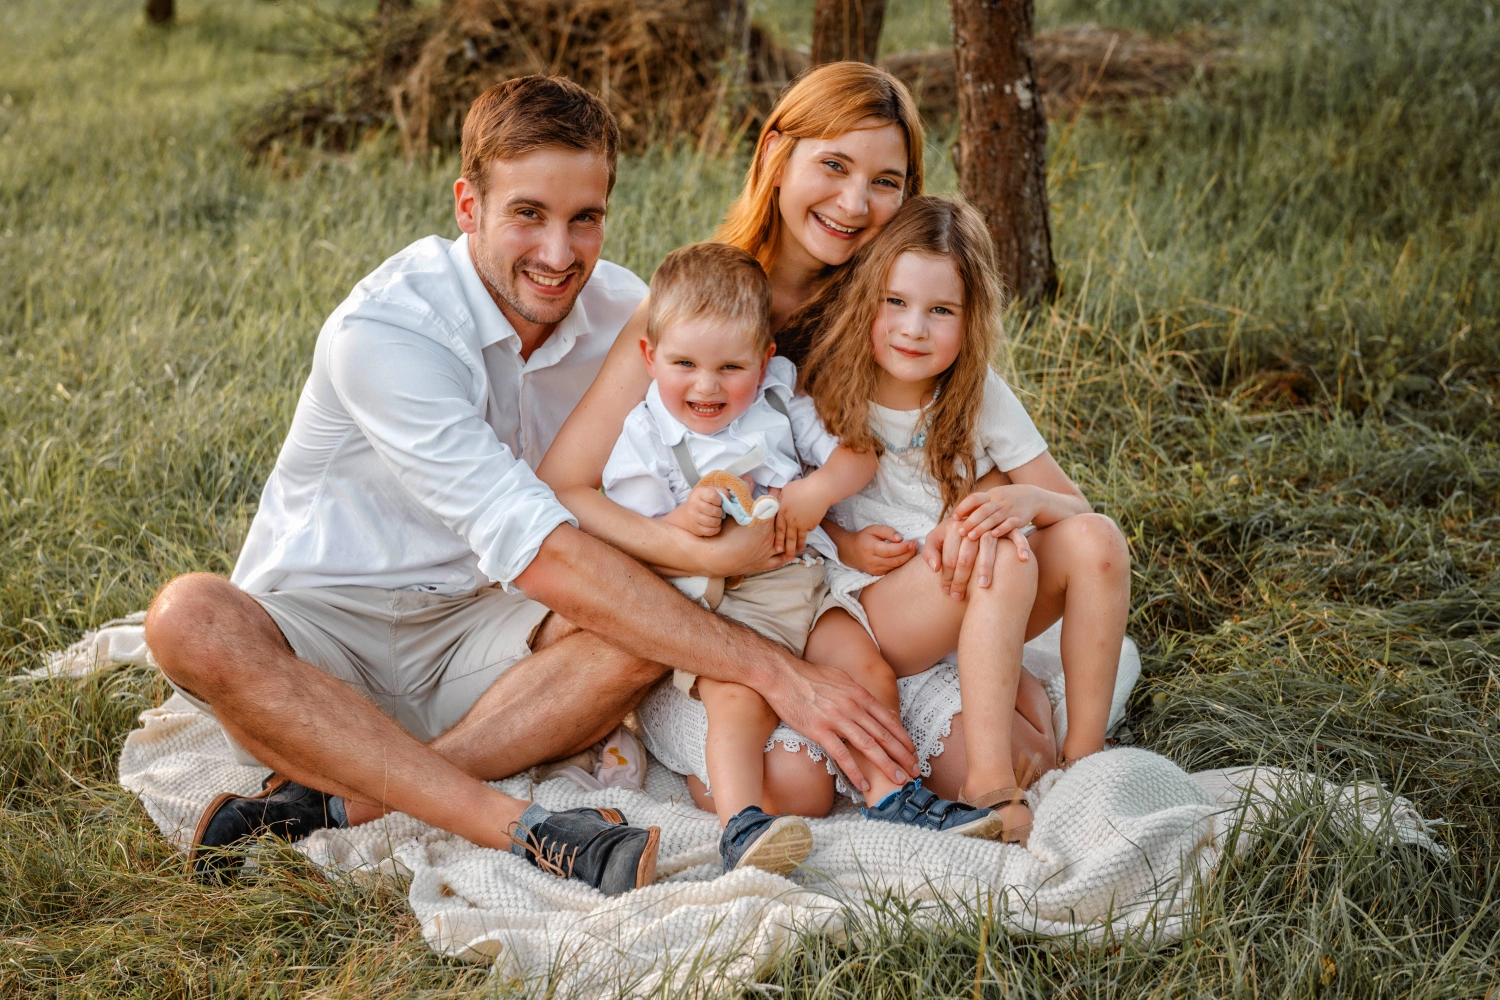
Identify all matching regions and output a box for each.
[2,0,1497,995]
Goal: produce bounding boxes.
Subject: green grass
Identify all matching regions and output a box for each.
[2,0,1498,995]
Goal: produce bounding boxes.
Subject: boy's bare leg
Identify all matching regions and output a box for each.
[146,575,534,851]
[696,679,781,826]
[801,610,907,806]
[1022,513,1131,762]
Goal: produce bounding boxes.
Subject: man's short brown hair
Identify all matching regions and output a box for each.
[461,76,620,196]
[647,243,773,352]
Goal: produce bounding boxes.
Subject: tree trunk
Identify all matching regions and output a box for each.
[949,0,1057,304]
[145,0,174,25]
[811,0,888,65]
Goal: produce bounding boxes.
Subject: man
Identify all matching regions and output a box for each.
[145,76,917,896]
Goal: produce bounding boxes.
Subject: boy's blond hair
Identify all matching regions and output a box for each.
[646,242,772,352]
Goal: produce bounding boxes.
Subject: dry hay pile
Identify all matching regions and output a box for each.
[242,6,1224,161]
[243,0,802,159]
[881,26,1224,124]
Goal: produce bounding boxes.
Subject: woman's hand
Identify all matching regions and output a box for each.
[661,484,725,537]
[826,521,919,576]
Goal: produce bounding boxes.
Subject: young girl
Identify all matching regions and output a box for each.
[786,195,1133,844]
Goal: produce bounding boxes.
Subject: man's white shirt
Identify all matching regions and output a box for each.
[232,233,647,596]
[601,355,840,561]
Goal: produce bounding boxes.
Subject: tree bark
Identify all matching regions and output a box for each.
[145,0,174,25]
[811,0,888,65]
[949,0,1057,304]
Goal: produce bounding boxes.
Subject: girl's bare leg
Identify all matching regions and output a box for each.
[687,745,838,819]
[923,671,1057,800]
[696,679,781,826]
[802,609,907,806]
[953,539,1038,808]
[1022,513,1131,762]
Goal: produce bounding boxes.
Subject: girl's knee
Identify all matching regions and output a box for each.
[1067,513,1130,576]
[838,655,899,703]
[698,679,776,725]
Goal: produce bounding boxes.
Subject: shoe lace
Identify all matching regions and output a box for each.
[510,825,579,880]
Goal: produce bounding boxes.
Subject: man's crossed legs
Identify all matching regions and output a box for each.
[146,573,668,892]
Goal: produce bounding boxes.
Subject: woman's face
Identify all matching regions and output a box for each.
[771,121,908,271]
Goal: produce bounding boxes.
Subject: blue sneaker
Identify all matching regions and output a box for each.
[862,780,1008,840]
[719,806,813,875]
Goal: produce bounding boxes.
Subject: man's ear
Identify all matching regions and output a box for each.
[454,177,480,235]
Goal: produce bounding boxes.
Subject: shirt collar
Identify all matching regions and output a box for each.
[451,234,597,369]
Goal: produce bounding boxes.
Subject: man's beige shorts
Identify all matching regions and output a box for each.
[671,559,827,697]
[172,584,550,746]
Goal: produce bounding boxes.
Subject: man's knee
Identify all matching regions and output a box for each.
[144,573,274,692]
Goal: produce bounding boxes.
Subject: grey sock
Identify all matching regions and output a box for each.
[509,803,551,857]
[326,795,348,828]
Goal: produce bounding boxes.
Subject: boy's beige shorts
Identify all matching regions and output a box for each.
[167,584,551,748]
[670,559,827,698]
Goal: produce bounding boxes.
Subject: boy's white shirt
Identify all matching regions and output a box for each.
[602,355,841,564]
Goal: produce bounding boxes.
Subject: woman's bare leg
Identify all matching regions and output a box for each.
[696,679,781,826]
[1023,513,1131,762]
[802,609,907,806]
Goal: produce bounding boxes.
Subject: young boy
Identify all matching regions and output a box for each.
[602,242,877,874]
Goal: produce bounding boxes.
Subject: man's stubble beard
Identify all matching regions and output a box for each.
[473,248,586,328]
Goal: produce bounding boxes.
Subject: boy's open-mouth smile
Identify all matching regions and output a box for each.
[811,211,861,239]
[686,399,727,418]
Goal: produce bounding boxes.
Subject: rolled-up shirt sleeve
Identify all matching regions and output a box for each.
[327,317,576,591]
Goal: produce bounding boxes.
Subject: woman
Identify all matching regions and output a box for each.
[537,62,1058,812]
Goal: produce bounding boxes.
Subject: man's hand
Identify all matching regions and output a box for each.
[827,521,919,576]
[760,659,918,793]
[661,483,727,537]
[691,516,791,577]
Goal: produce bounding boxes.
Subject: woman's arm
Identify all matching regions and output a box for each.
[537,302,787,577]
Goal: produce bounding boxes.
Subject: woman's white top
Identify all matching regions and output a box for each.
[602,355,841,560]
[827,369,1049,548]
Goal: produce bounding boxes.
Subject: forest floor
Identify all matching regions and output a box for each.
[1,0,1497,996]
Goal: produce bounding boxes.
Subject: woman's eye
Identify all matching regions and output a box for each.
[823,160,846,173]
[875,177,901,189]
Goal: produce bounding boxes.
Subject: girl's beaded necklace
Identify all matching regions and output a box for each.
[873,387,940,455]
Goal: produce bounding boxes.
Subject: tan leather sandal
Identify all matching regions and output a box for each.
[965,787,1033,845]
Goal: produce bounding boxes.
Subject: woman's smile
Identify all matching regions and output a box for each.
[812,211,862,238]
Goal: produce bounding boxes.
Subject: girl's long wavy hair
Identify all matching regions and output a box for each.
[791,196,1007,515]
[714,62,924,277]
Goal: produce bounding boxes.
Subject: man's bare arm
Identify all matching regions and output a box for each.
[513,523,917,791]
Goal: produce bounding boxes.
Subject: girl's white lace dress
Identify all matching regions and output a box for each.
[637,371,1050,800]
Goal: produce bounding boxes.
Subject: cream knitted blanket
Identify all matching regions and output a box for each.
[32,620,1449,998]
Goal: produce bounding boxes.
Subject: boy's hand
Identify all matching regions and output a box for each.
[839,524,919,576]
[773,477,829,557]
[662,483,726,537]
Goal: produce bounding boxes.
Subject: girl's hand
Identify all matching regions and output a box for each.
[662,484,726,537]
[774,478,828,557]
[840,524,919,576]
[923,518,1032,599]
[951,484,1045,541]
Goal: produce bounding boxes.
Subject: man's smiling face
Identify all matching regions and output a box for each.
[454,146,610,335]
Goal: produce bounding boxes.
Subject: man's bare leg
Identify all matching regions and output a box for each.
[146,574,534,851]
[431,614,664,778]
